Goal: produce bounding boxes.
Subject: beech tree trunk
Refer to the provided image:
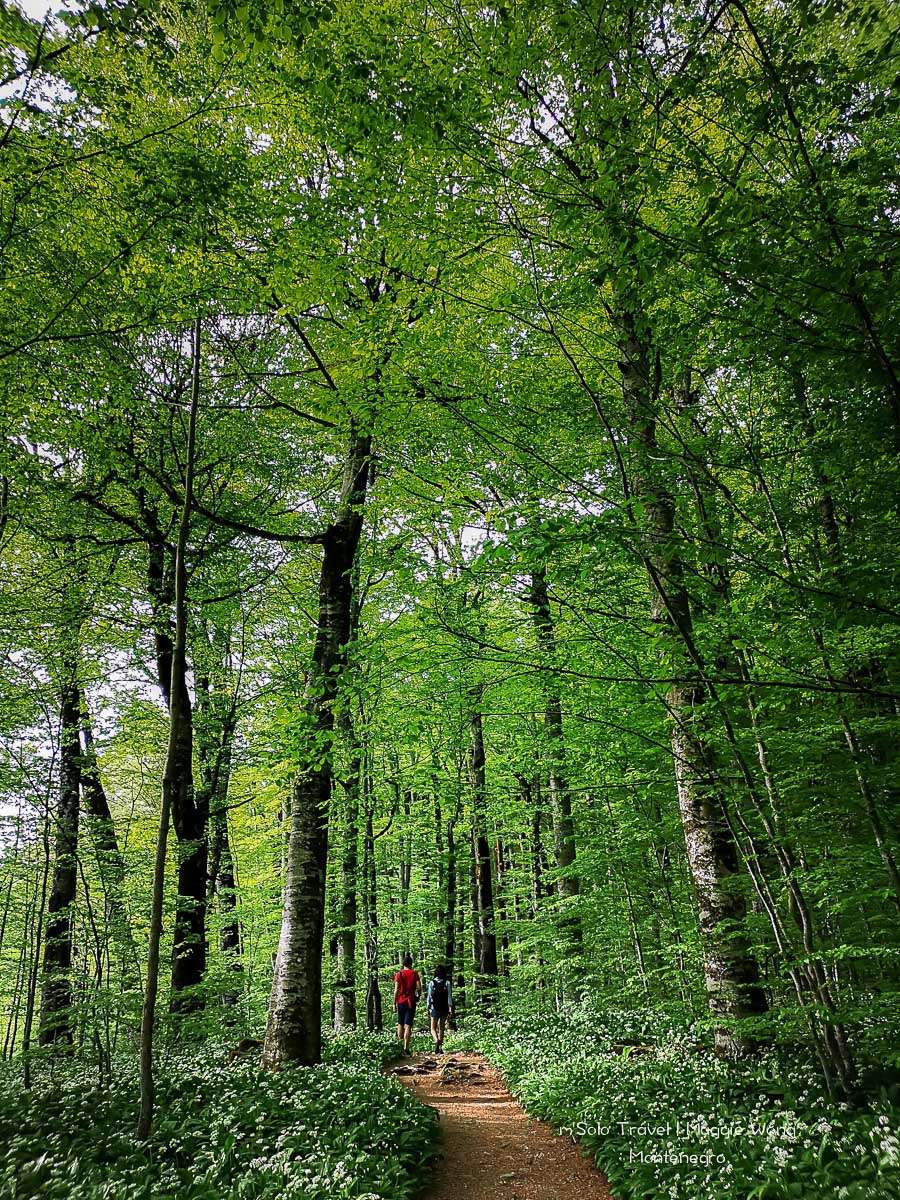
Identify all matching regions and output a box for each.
[528,567,582,962]
[169,652,207,1008]
[144,508,207,1008]
[137,314,200,1140]
[618,312,766,1059]
[468,694,498,1006]
[444,816,456,972]
[677,378,855,1091]
[38,673,82,1047]
[196,643,241,1006]
[454,853,468,1013]
[263,429,371,1068]
[80,710,140,1000]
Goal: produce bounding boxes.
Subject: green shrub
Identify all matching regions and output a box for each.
[463,1008,900,1200]
[0,1034,437,1200]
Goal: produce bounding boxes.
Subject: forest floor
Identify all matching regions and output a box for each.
[390,1050,615,1200]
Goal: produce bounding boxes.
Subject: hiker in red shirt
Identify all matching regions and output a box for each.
[393,954,421,1056]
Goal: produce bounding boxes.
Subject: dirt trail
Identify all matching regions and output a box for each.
[391,1051,615,1200]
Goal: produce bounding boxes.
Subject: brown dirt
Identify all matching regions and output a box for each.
[390,1051,616,1200]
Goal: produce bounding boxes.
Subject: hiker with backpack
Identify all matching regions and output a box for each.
[393,954,421,1056]
[426,964,453,1054]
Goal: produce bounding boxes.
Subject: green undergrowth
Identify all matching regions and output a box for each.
[458,1008,900,1200]
[0,1031,438,1200]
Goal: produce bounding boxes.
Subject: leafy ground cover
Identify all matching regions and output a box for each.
[458,1008,900,1200]
[0,1032,437,1200]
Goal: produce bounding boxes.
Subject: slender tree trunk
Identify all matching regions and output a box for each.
[80,710,138,984]
[495,836,511,977]
[210,807,242,1005]
[468,695,498,1007]
[143,506,207,1009]
[528,567,582,964]
[445,817,456,972]
[137,314,201,1140]
[263,429,371,1068]
[454,852,467,1014]
[21,824,49,1085]
[523,777,543,911]
[4,860,32,1059]
[169,691,208,1009]
[38,673,82,1047]
[195,646,241,1006]
[216,819,241,964]
[398,782,412,912]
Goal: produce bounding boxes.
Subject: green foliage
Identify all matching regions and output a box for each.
[0,1033,436,1199]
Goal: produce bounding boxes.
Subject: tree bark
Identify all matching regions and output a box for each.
[168,658,207,1008]
[263,429,371,1068]
[38,673,81,1047]
[143,505,207,1008]
[618,311,766,1058]
[468,694,498,1006]
[195,640,241,1005]
[80,709,138,984]
[528,567,582,963]
[444,815,456,973]
[137,313,201,1140]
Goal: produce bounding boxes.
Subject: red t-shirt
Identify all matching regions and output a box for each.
[395,968,419,1004]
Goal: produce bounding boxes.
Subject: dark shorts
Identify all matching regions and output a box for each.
[397,1001,415,1026]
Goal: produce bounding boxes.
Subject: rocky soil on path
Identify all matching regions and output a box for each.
[391,1051,615,1200]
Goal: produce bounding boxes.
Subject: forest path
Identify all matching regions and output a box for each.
[390,1050,615,1200]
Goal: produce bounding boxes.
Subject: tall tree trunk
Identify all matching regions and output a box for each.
[432,774,445,963]
[169,665,207,1008]
[618,311,766,1059]
[677,380,855,1090]
[468,695,498,1006]
[143,506,207,1008]
[38,673,81,1047]
[444,816,456,973]
[195,642,241,1006]
[398,781,412,912]
[263,429,371,1068]
[522,776,544,911]
[22,812,51,1084]
[80,709,139,985]
[137,314,200,1140]
[210,811,242,1001]
[494,836,511,977]
[454,851,467,1015]
[528,567,582,965]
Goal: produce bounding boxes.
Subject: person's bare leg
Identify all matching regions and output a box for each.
[437,1016,447,1050]
[403,1017,412,1053]
[430,1015,440,1049]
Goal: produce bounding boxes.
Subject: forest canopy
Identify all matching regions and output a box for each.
[1,0,899,1196]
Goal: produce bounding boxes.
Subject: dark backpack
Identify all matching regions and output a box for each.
[430,977,449,1014]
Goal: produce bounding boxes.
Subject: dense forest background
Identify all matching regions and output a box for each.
[1,0,899,1196]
